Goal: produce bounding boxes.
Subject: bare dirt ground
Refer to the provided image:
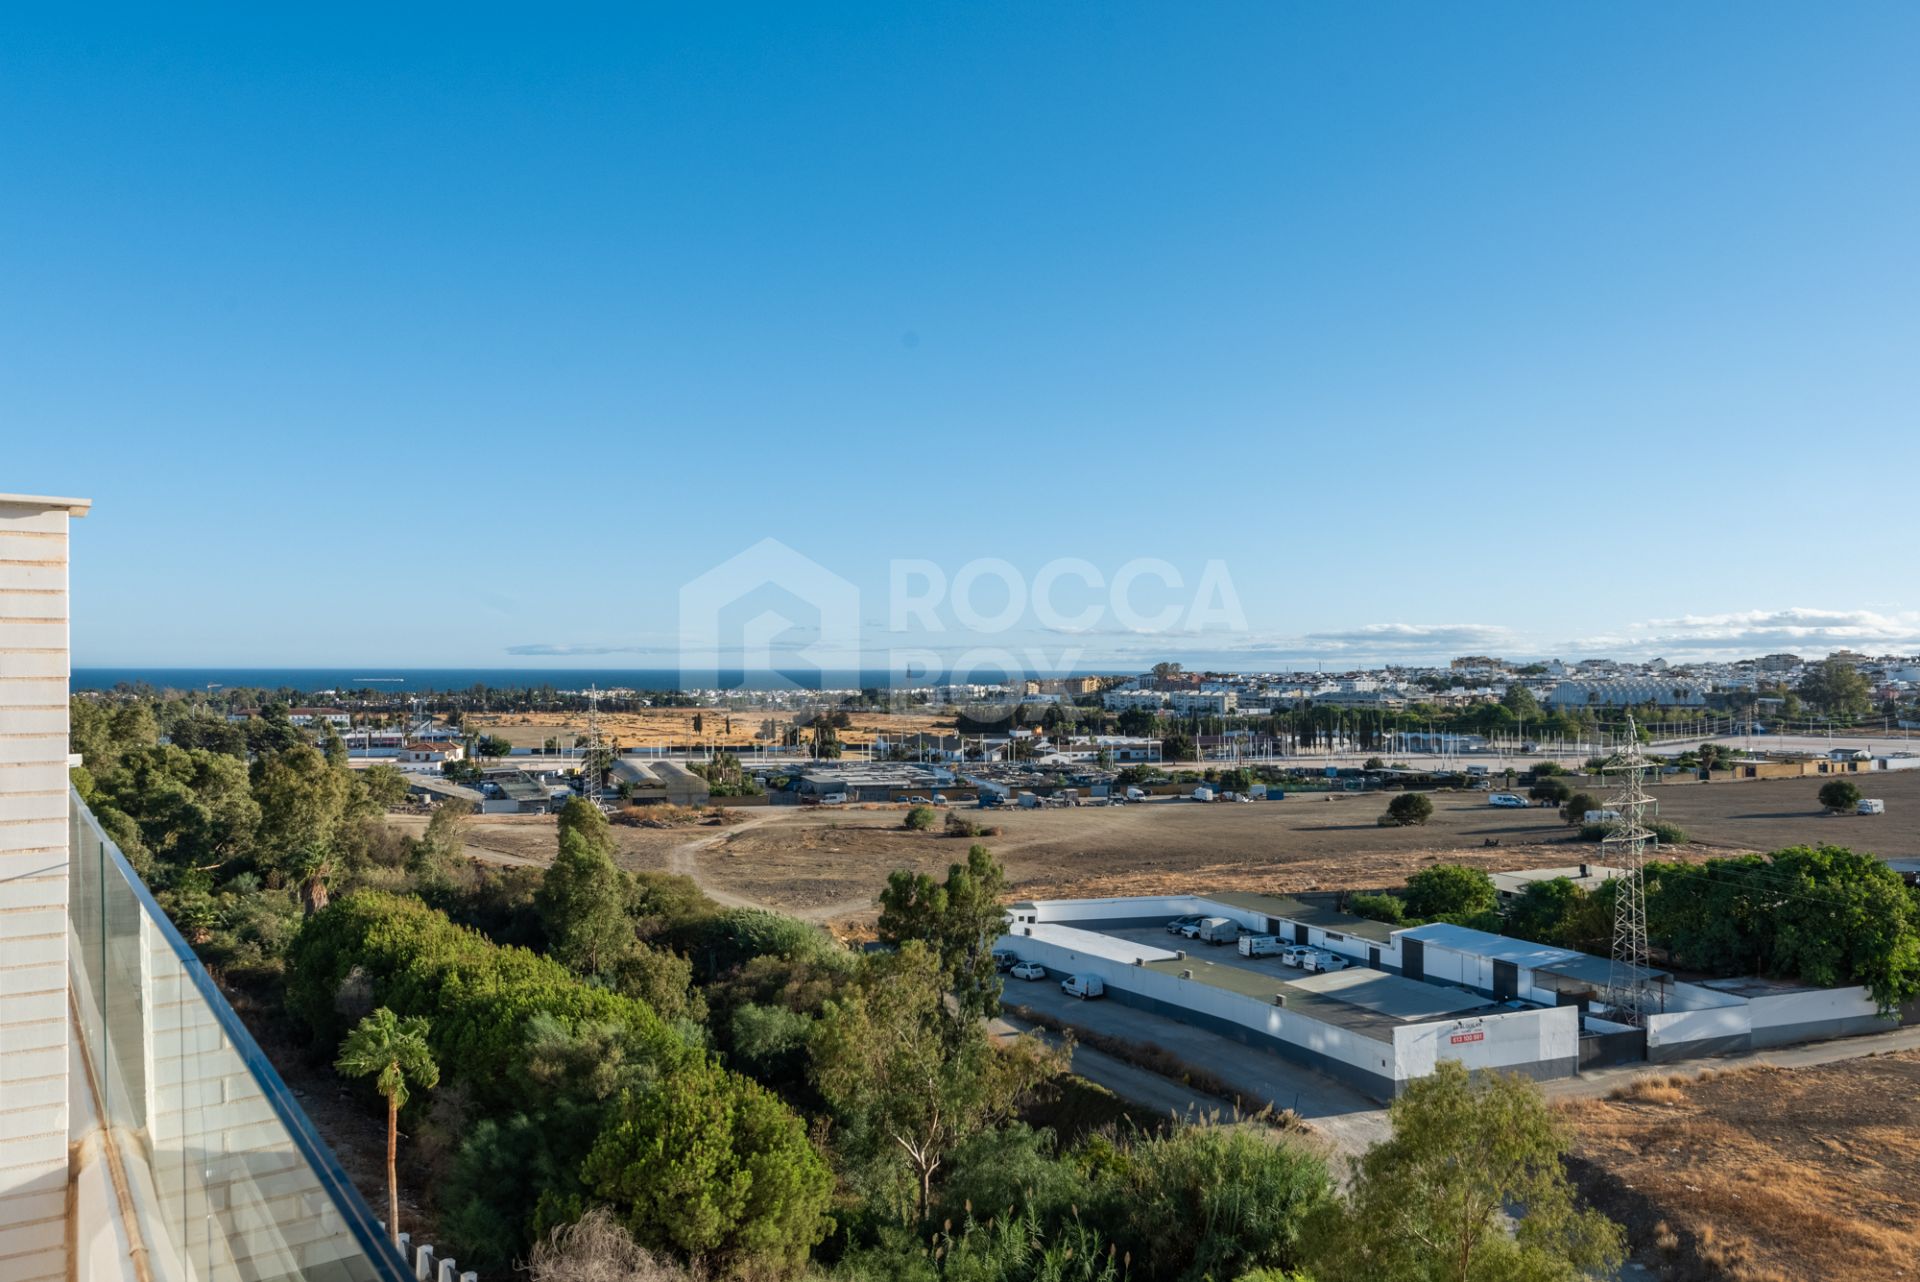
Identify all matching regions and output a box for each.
[466,705,951,749]
[387,810,701,871]
[1561,1051,1920,1282]
[400,770,1920,930]
[1636,768,1920,857]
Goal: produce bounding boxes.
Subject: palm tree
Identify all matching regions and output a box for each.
[335,1008,438,1244]
[291,843,336,917]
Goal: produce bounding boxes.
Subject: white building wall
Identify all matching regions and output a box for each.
[1744,985,1890,1046]
[1016,895,1215,926]
[1392,1005,1578,1080]
[1646,1005,1752,1059]
[0,494,85,1282]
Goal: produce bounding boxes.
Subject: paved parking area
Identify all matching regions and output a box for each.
[1002,972,1391,1157]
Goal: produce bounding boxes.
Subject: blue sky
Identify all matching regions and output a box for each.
[5,4,1918,670]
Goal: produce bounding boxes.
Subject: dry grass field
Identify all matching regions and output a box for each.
[392,770,1920,928]
[465,705,952,749]
[1562,1052,1920,1281]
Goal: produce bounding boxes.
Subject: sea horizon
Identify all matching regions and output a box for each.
[68,665,1147,695]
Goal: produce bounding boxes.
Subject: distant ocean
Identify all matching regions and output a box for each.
[68,666,1119,695]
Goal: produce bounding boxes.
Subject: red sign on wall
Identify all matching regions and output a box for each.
[1449,1030,1485,1045]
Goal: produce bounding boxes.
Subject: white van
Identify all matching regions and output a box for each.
[1858,798,1886,815]
[1060,974,1105,1000]
[1279,944,1315,967]
[1238,934,1286,958]
[1196,917,1239,945]
[1301,950,1349,973]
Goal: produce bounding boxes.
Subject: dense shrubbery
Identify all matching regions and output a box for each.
[1645,846,1920,1012]
[1346,891,1406,924]
[1497,846,1920,1011]
[285,892,687,1103]
[1576,819,1687,845]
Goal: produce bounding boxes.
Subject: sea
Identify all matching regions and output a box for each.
[68,666,1121,695]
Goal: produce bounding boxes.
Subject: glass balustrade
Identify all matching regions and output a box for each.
[68,791,409,1282]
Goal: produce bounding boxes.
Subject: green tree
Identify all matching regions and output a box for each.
[582,1056,834,1276]
[253,745,352,912]
[902,804,936,831]
[1758,845,1920,1011]
[1798,657,1871,720]
[1558,791,1599,826]
[408,798,472,892]
[1403,865,1497,921]
[336,1008,440,1245]
[1101,1123,1333,1282]
[1382,793,1433,827]
[876,844,1010,1022]
[1528,777,1572,806]
[810,942,1058,1215]
[539,828,634,977]
[1500,685,1542,720]
[94,744,260,872]
[1306,1060,1623,1282]
[478,734,515,758]
[1348,892,1406,925]
[359,762,410,810]
[1502,878,1584,946]
[1819,779,1861,813]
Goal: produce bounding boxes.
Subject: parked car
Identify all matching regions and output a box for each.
[1060,974,1105,1000]
[1859,798,1886,815]
[1238,934,1286,958]
[819,791,848,805]
[1009,961,1047,981]
[1278,944,1316,967]
[1167,915,1203,935]
[1301,949,1349,973]
[931,793,947,804]
[992,950,1018,972]
[1488,793,1528,808]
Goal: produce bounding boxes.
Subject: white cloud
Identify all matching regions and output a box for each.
[1568,608,1920,660]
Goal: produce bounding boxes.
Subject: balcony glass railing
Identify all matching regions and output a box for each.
[69,791,410,1282]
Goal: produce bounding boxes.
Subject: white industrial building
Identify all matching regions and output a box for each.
[1001,890,1914,1098]
[1001,894,1579,1099]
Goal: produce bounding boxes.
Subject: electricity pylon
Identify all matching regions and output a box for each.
[1601,716,1656,1024]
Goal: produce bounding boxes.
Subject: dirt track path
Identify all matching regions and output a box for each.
[666,810,879,922]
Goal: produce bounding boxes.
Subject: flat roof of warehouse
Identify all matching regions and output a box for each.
[1201,891,1399,943]
[1400,922,1668,985]
[1289,967,1491,1020]
[1139,954,1507,1040]
[1011,922,1181,966]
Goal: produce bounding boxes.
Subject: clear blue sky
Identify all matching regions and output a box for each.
[5,4,1917,670]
